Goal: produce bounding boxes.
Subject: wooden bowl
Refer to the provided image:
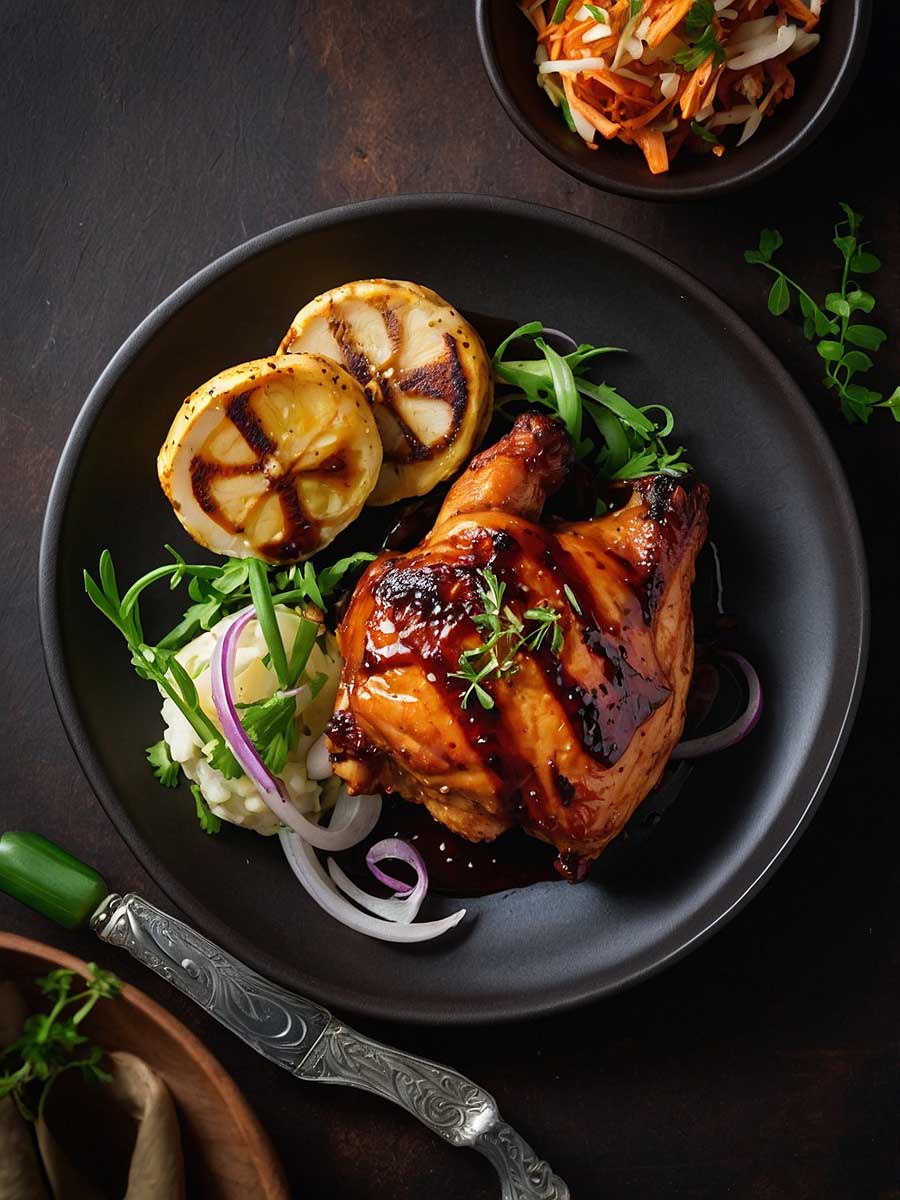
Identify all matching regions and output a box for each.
[0,933,288,1200]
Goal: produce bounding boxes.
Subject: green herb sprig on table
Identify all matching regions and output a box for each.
[492,322,690,507]
[673,0,725,70]
[0,965,122,1121]
[85,548,375,829]
[450,569,564,710]
[745,204,900,424]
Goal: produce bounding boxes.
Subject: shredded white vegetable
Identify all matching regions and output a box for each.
[709,103,757,127]
[569,98,598,141]
[539,56,608,74]
[727,24,797,71]
[659,71,679,100]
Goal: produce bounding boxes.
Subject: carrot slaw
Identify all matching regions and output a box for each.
[523,0,824,174]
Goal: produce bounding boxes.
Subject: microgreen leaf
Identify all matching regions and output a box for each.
[745,205,897,426]
[673,3,724,70]
[840,350,874,375]
[563,583,583,615]
[767,276,790,316]
[850,251,881,274]
[758,229,783,262]
[689,119,719,146]
[880,386,900,421]
[146,739,180,788]
[825,292,851,318]
[236,693,298,775]
[846,289,875,314]
[190,783,221,835]
[0,965,121,1120]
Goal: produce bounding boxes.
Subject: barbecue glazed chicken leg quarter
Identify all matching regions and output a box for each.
[328,413,709,879]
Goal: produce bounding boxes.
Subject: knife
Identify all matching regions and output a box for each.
[0,832,569,1200]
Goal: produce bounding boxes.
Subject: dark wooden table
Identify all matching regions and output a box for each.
[3,3,898,1196]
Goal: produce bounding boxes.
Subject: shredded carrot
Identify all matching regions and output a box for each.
[582,68,652,98]
[621,95,676,130]
[679,54,715,120]
[564,75,620,140]
[632,128,669,173]
[778,0,819,31]
[527,0,826,174]
[645,0,694,48]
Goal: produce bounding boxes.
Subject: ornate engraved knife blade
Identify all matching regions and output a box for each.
[91,893,570,1200]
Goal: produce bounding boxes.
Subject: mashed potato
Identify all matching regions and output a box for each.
[161,607,341,835]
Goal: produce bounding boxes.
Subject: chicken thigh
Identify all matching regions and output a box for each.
[327,412,709,878]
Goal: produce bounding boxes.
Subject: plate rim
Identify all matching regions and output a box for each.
[38,193,869,1024]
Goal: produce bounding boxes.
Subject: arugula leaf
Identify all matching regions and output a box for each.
[0,965,121,1120]
[190,783,221,835]
[493,322,687,485]
[745,204,897,424]
[146,739,179,788]
[535,337,581,444]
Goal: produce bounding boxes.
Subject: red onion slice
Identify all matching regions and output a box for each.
[209,607,381,850]
[279,830,466,942]
[672,652,762,759]
[365,837,426,896]
[326,858,424,924]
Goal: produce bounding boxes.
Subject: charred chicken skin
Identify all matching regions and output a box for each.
[327,413,709,878]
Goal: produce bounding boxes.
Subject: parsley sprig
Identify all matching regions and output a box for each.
[493,322,690,493]
[450,570,564,710]
[0,965,122,1121]
[745,205,900,424]
[85,548,375,829]
[673,0,725,70]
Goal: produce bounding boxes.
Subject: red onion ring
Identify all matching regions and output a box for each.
[210,607,381,850]
[671,652,761,759]
[279,829,465,942]
[326,858,424,924]
[365,837,425,896]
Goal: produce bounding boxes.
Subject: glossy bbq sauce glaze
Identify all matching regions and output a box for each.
[328,471,719,897]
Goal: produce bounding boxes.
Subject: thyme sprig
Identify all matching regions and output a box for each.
[450,570,564,710]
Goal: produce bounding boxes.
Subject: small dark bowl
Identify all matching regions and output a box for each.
[476,0,871,200]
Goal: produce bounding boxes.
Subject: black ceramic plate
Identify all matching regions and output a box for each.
[40,196,867,1024]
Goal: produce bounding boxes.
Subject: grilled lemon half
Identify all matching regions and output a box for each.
[157,354,382,564]
[278,279,493,505]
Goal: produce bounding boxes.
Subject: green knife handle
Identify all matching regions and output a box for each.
[0,832,109,930]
